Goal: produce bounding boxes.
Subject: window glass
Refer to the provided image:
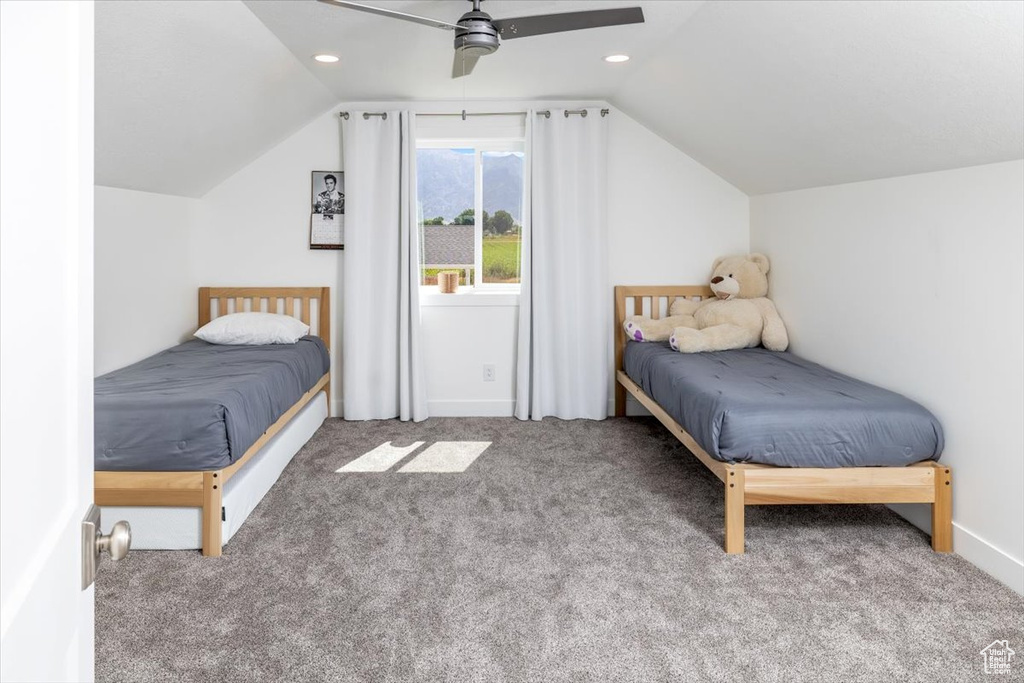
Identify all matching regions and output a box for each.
[481,151,523,284]
[416,143,524,289]
[417,148,475,286]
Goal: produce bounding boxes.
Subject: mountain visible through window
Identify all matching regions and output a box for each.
[417,143,524,288]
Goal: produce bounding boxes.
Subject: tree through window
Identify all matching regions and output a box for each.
[416,142,524,288]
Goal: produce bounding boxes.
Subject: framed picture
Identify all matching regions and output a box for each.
[309,170,344,250]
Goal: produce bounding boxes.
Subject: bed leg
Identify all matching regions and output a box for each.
[724,467,745,554]
[614,382,626,417]
[931,464,953,552]
[323,383,331,417]
[202,471,223,557]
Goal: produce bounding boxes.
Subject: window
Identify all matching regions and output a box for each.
[417,140,525,289]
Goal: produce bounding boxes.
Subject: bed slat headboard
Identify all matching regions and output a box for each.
[613,285,713,416]
[198,287,331,350]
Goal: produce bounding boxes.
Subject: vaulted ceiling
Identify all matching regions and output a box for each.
[95,0,335,198]
[95,0,1024,198]
[613,0,1024,194]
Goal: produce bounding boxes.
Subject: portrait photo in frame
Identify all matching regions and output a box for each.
[309,170,344,250]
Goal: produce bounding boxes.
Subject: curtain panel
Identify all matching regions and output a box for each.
[341,111,428,421]
[516,109,610,420]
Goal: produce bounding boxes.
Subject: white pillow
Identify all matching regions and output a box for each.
[195,313,310,345]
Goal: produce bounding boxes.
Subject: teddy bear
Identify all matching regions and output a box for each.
[621,298,700,343]
[623,253,789,353]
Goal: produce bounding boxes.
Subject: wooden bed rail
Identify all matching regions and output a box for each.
[94,374,330,556]
[199,286,331,350]
[614,285,713,416]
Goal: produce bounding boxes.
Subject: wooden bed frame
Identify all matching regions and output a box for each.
[94,287,332,557]
[614,285,952,554]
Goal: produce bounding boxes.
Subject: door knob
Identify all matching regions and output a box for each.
[97,520,131,561]
[81,505,131,589]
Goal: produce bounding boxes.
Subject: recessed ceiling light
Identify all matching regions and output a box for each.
[313,54,340,64]
[604,54,630,63]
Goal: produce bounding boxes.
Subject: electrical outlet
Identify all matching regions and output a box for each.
[483,364,496,382]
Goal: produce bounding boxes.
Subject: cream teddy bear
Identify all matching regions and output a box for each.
[623,253,789,353]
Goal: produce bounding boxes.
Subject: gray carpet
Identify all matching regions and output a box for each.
[97,418,1024,682]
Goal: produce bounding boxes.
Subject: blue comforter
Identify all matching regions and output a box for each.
[95,337,329,471]
[624,342,943,468]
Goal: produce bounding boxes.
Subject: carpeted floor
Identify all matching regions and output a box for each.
[97,418,1024,682]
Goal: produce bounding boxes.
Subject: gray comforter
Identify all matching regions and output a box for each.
[624,342,943,467]
[95,337,330,471]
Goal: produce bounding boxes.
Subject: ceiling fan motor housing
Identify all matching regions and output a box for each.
[454,10,499,56]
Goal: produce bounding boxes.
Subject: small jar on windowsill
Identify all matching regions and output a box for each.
[438,271,460,294]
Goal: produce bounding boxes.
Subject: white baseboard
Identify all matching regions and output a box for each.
[428,399,515,417]
[889,504,1023,595]
[331,397,514,418]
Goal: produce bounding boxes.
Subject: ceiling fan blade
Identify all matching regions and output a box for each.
[452,51,480,79]
[316,0,460,31]
[492,7,644,40]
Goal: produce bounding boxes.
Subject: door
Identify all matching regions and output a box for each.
[0,2,96,681]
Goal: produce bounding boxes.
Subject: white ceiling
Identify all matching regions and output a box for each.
[95,0,1024,198]
[612,0,1024,194]
[95,0,334,198]
[243,0,703,100]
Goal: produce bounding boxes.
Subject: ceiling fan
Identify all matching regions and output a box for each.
[317,0,645,78]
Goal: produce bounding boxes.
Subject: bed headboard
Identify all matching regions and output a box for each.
[198,287,331,350]
[613,285,713,415]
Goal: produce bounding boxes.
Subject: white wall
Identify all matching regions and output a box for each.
[420,294,520,417]
[180,101,748,418]
[608,109,749,285]
[94,186,200,375]
[750,160,1024,594]
[190,105,344,407]
[608,108,749,415]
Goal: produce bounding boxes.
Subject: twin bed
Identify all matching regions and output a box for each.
[614,285,952,554]
[94,287,331,557]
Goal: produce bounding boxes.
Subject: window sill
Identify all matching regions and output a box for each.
[419,288,520,307]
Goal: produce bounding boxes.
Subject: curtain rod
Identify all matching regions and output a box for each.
[338,108,609,120]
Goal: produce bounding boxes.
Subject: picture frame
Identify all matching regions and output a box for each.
[309,170,344,250]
